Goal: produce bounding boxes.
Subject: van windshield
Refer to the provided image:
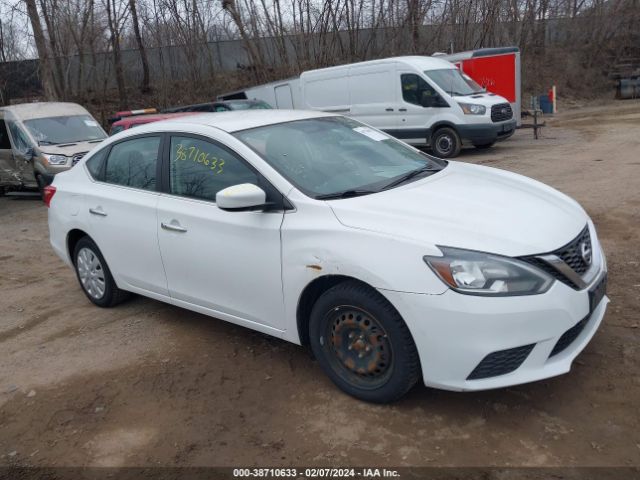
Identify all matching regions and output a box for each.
[425,69,484,96]
[23,115,107,145]
[235,116,446,199]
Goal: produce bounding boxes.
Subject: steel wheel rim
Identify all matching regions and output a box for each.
[77,247,106,299]
[322,306,393,390]
[437,135,453,154]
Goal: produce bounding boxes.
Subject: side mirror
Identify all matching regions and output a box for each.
[216,183,267,211]
[25,147,35,160]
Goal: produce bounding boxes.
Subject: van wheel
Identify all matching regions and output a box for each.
[73,236,130,308]
[35,174,46,197]
[474,142,495,150]
[431,127,461,158]
[308,280,420,403]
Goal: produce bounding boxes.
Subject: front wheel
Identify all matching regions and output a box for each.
[309,281,420,403]
[35,174,47,197]
[430,127,461,158]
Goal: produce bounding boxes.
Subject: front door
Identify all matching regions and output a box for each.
[395,72,441,143]
[0,115,16,186]
[157,133,285,330]
[6,120,36,185]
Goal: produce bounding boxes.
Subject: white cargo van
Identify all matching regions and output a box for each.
[219,56,517,158]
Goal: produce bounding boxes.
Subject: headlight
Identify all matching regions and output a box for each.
[44,154,68,166]
[458,103,486,115]
[423,247,554,296]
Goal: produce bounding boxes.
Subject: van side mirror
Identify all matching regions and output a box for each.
[216,183,267,211]
[25,147,35,160]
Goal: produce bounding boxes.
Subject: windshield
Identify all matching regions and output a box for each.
[425,69,484,96]
[229,101,272,110]
[234,117,446,198]
[23,115,107,145]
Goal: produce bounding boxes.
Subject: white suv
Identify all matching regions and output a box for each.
[46,110,608,403]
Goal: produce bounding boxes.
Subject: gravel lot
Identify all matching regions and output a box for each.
[0,101,639,468]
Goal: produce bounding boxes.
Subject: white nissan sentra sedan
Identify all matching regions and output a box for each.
[46,110,608,403]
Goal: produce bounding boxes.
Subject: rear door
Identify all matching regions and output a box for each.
[156,132,285,330]
[84,134,168,296]
[275,84,294,108]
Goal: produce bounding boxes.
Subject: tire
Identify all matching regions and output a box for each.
[308,280,420,403]
[73,236,130,308]
[35,173,46,198]
[430,127,461,158]
[473,142,495,150]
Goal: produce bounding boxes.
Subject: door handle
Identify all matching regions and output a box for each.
[89,207,107,217]
[399,108,407,112]
[385,108,394,112]
[161,221,187,233]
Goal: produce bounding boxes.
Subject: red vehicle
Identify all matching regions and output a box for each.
[109,110,197,136]
[438,47,522,126]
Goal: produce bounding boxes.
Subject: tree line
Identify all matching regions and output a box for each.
[0,0,638,110]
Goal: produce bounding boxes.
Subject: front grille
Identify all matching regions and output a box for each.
[549,315,590,357]
[491,103,513,122]
[520,225,592,290]
[72,152,88,166]
[467,344,535,380]
[556,226,592,275]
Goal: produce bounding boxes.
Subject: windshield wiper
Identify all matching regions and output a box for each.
[316,189,378,200]
[38,140,59,146]
[88,139,104,143]
[382,165,440,190]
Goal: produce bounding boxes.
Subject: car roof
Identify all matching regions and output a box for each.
[123,109,336,135]
[302,55,455,77]
[0,102,90,120]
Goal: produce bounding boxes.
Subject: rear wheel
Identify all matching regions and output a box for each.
[73,236,130,307]
[309,280,420,403]
[430,127,461,158]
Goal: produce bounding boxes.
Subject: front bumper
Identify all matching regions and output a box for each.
[458,119,517,145]
[380,268,608,391]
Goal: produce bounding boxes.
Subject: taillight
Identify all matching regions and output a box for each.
[43,185,56,207]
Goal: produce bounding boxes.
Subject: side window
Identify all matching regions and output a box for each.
[401,74,439,107]
[0,120,11,149]
[169,136,258,202]
[104,136,160,191]
[85,148,108,180]
[7,122,32,153]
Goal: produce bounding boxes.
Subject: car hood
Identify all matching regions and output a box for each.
[40,139,104,157]
[328,162,588,257]
[451,92,510,107]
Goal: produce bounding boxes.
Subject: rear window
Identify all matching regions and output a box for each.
[103,136,160,191]
[85,148,108,180]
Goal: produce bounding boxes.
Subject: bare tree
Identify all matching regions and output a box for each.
[129,0,151,93]
[24,0,58,99]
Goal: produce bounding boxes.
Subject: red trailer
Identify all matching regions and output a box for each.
[437,47,521,126]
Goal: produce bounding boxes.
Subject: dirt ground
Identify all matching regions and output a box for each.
[0,101,639,469]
